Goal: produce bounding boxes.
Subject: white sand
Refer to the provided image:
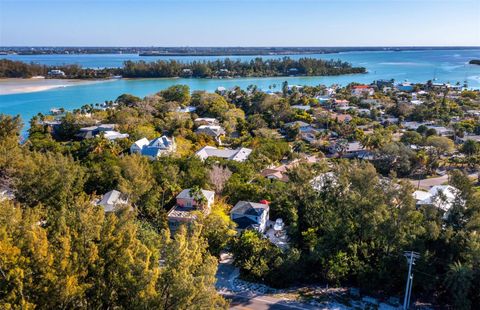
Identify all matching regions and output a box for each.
[0,78,104,95]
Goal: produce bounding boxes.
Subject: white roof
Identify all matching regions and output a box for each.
[100,131,129,140]
[413,190,431,201]
[195,146,252,162]
[195,117,218,123]
[132,137,149,148]
[198,125,222,130]
[176,188,215,201]
[410,100,423,105]
[177,106,197,113]
[97,190,128,212]
[148,136,174,149]
[414,185,461,212]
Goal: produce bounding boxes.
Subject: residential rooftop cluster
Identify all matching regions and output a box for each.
[4,79,480,308]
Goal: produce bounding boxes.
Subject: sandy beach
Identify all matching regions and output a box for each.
[0,78,104,95]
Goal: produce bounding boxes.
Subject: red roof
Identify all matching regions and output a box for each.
[353,85,370,89]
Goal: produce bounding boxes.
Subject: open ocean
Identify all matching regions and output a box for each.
[1,48,479,128]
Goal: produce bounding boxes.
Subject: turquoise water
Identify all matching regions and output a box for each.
[1,49,480,128]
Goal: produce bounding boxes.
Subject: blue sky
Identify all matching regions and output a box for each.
[1,0,479,46]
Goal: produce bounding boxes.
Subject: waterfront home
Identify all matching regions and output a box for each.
[195,125,226,143]
[181,68,193,76]
[50,108,63,115]
[38,120,62,135]
[431,83,463,91]
[216,86,227,93]
[374,79,395,90]
[48,69,65,77]
[131,136,176,159]
[397,81,414,92]
[75,124,121,140]
[96,190,129,212]
[231,201,270,233]
[287,84,303,91]
[195,146,252,162]
[288,68,299,75]
[352,85,374,96]
[167,189,215,233]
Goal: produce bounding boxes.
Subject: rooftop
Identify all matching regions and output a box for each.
[176,188,215,202]
[231,201,269,216]
[195,146,252,162]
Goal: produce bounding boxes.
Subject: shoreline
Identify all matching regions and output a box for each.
[0,78,111,95]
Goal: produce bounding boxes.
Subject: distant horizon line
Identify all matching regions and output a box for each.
[2,45,480,48]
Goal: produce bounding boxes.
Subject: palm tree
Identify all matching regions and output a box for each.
[415,150,429,188]
[444,261,473,310]
[190,186,207,211]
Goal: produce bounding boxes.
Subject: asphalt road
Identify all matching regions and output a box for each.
[216,256,320,310]
[225,293,320,310]
[409,172,478,190]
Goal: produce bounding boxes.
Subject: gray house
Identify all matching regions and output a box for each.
[230,201,269,233]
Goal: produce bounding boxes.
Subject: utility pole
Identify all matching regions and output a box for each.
[403,251,420,310]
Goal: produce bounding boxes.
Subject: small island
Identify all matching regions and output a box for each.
[0,57,366,79]
[469,59,480,65]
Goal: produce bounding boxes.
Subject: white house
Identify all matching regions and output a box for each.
[195,146,252,162]
[97,190,129,212]
[231,201,270,233]
[48,69,66,77]
[130,136,176,159]
[130,137,150,154]
[413,185,462,215]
